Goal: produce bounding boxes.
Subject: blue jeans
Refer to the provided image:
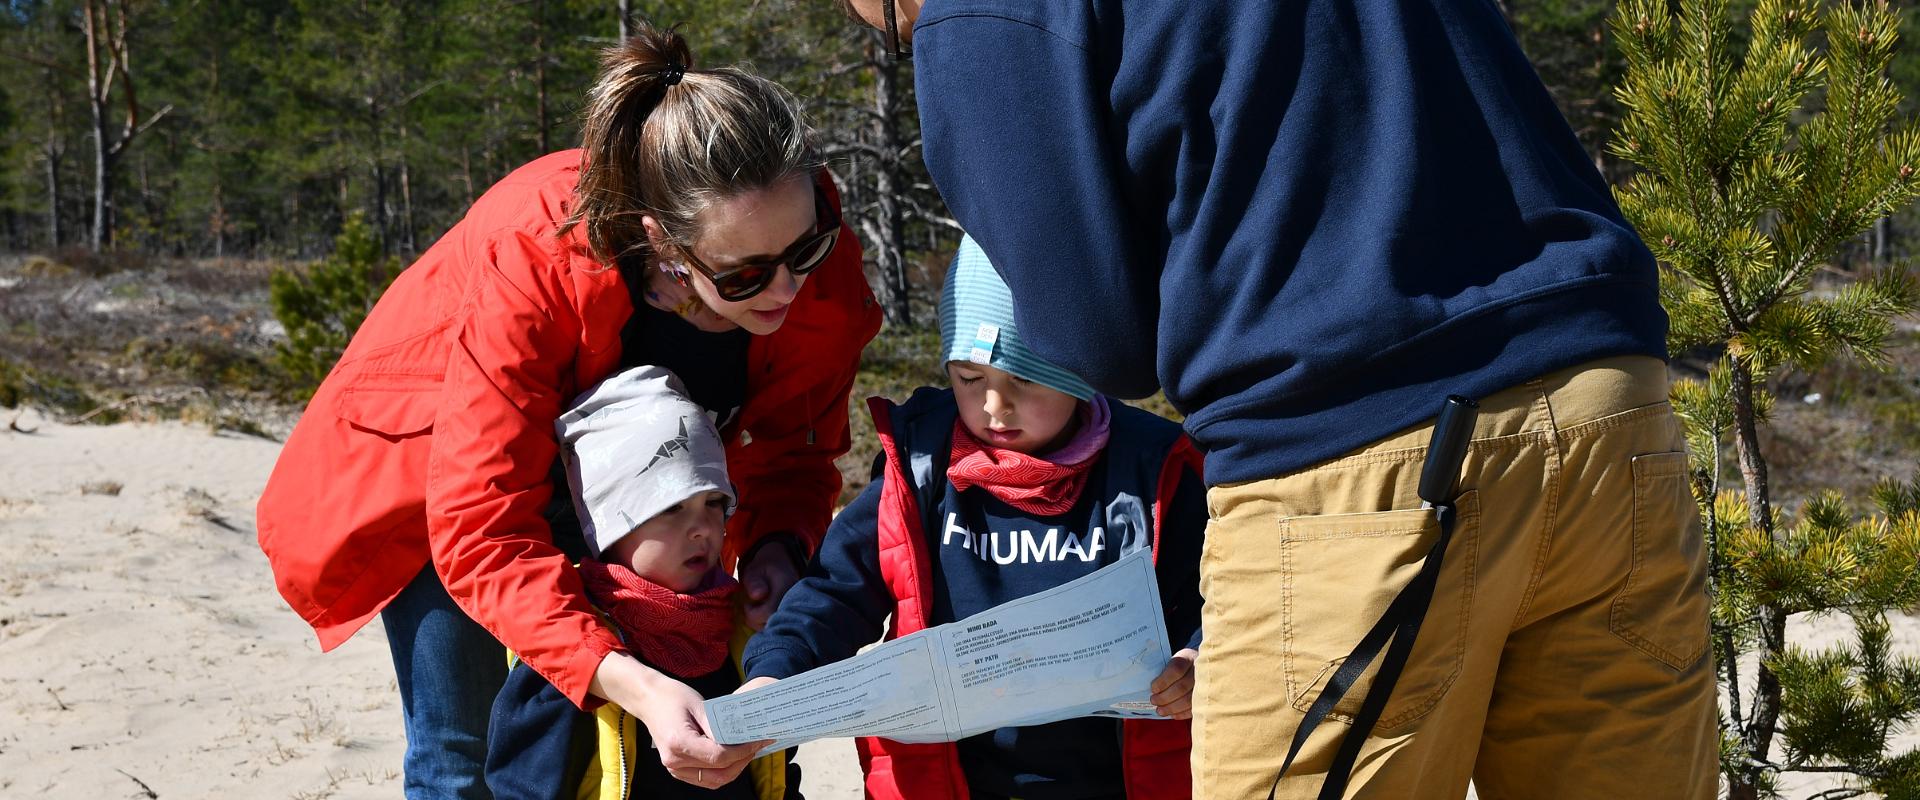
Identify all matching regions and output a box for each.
[382,565,509,800]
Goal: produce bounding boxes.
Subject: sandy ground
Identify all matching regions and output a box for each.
[0,409,1912,799]
[0,409,863,800]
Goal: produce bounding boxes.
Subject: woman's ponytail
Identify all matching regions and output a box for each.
[561,22,820,269]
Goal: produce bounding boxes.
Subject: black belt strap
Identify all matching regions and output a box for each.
[1266,503,1457,800]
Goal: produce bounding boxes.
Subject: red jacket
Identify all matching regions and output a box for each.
[855,395,1197,800]
[256,150,881,706]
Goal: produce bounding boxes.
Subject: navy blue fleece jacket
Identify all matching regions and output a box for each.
[913,0,1668,483]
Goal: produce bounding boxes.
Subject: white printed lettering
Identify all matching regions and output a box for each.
[1020,528,1059,563]
[990,531,1020,565]
[943,512,973,549]
[943,520,1105,566]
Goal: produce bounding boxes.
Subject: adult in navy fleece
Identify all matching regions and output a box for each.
[839,2,1716,799]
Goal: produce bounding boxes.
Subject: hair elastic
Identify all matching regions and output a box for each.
[660,61,686,86]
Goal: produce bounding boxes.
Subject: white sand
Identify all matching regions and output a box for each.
[0,409,1910,799]
[0,409,865,799]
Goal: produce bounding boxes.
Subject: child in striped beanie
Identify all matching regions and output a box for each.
[741,235,1212,799]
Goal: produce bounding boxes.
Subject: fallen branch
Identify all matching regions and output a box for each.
[72,387,206,424]
[115,768,158,799]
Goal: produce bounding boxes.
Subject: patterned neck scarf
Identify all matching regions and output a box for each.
[576,558,738,679]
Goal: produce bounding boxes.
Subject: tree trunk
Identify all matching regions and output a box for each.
[872,43,911,326]
[618,0,631,41]
[370,98,390,254]
[212,180,225,260]
[79,0,163,253]
[486,94,502,185]
[44,141,61,249]
[1728,355,1782,799]
[88,56,111,253]
[400,121,416,254]
[83,0,113,252]
[90,104,111,251]
[42,66,63,250]
[461,144,476,208]
[536,0,551,154]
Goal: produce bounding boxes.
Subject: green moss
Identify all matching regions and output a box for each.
[128,336,284,394]
[0,356,107,418]
[1876,399,1920,451]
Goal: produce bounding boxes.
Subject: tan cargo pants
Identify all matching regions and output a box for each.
[1193,356,1718,799]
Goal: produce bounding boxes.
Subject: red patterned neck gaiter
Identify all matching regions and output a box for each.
[946,401,1110,516]
[576,559,738,679]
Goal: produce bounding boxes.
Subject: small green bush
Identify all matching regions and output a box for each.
[269,213,399,395]
[0,356,106,417]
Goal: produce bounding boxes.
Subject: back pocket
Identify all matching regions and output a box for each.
[1608,452,1709,670]
[1281,492,1479,731]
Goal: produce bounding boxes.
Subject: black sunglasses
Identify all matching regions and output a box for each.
[883,1,912,62]
[667,181,842,303]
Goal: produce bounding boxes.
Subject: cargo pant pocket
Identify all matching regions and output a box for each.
[1281,492,1479,731]
[1608,452,1710,670]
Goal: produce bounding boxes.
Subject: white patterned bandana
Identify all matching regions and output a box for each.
[555,365,734,558]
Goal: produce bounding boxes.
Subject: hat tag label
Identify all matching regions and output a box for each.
[969,323,1000,365]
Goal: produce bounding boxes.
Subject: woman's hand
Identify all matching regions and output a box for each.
[592,652,769,789]
[1150,648,1199,720]
[735,676,780,694]
[739,542,801,630]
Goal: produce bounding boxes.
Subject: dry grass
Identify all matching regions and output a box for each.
[0,254,294,434]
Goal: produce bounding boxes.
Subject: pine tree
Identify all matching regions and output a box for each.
[1611,1,1920,796]
[268,212,399,394]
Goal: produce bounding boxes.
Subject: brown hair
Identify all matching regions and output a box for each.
[560,23,822,268]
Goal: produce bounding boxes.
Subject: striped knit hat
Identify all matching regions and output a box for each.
[940,235,1096,401]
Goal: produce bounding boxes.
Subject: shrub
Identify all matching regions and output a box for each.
[269,213,399,396]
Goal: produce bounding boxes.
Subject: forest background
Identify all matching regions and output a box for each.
[1,0,1916,511]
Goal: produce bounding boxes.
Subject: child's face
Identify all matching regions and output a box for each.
[603,489,729,593]
[947,361,1082,455]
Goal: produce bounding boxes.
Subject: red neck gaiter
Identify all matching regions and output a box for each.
[946,399,1111,516]
[576,559,738,679]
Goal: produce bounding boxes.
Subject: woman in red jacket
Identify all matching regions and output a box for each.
[255,25,880,799]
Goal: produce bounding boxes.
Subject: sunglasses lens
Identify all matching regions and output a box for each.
[716,265,774,301]
[788,232,838,276]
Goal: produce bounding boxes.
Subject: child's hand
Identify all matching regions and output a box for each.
[735,676,780,694]
[1150,648,1198,720]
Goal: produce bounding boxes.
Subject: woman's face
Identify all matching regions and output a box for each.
[650,175,819,336]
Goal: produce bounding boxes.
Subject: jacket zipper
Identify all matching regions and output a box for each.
[616,708,631,800]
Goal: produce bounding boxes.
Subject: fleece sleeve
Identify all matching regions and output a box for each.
[915,10,1162,399]
[742,479,893,680]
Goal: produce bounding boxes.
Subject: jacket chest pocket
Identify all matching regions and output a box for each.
[333,322,453,440]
